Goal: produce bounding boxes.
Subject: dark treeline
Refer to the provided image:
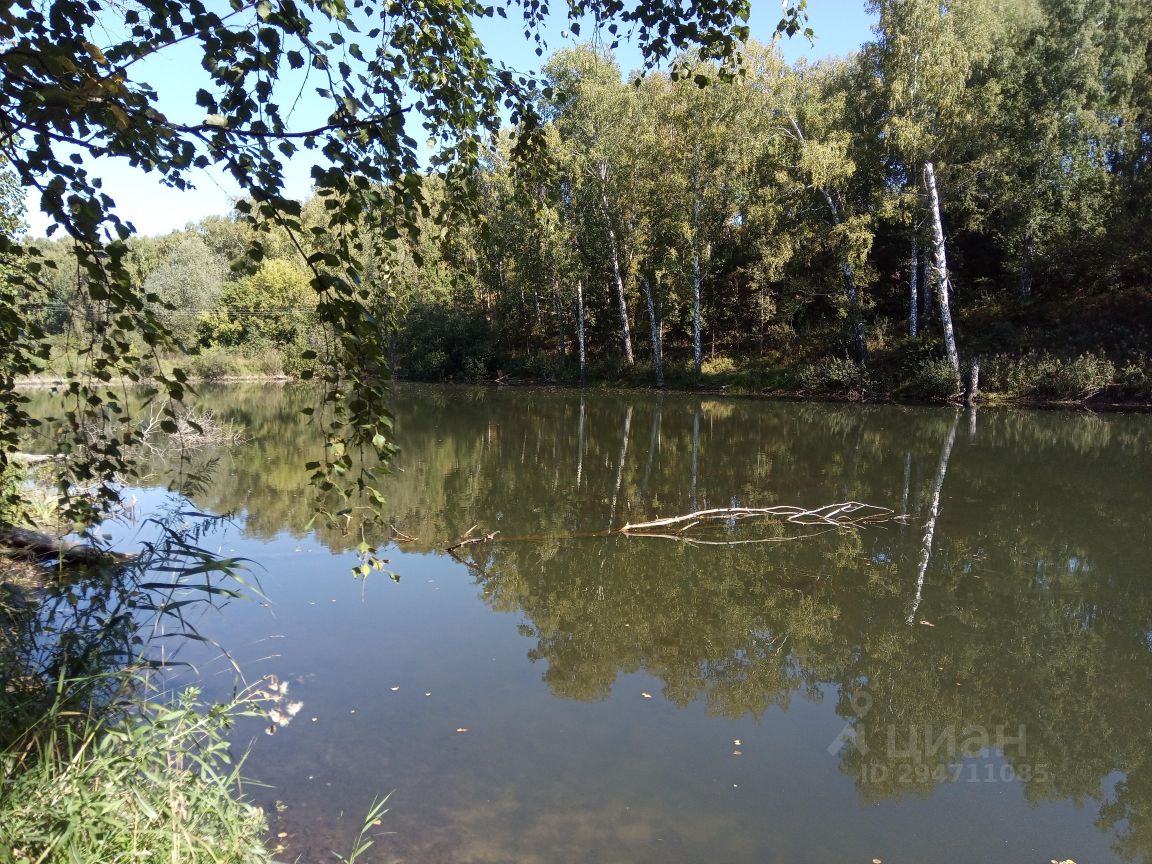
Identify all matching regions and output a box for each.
[21,0,1152,402]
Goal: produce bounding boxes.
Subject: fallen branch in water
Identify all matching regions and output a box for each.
[441,502,904,552]
[445,524,500,552]
[389,524,418,543]
[138,407,247,453]
[619,502,902,534]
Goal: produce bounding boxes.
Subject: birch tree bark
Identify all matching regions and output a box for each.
[909,234,920,338]
[924,161,961,377]
[552,274,566,358]
[690,145,705,378]
[599,163,634,365]
[576,277,587,386]
[642,275,664,388]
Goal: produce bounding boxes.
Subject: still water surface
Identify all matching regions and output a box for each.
[95,384,1152,863]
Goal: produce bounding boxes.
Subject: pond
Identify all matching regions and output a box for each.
[66,384,1152,863]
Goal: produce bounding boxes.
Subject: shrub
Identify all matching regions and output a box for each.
[701,355,738,376]
[983,353,1116,402]
[506,352,564,381]
[186,348,235,381]
[904,357,962,401]
[1117,356,1152,401]
[797,356,868,395]
[246,347,286,378]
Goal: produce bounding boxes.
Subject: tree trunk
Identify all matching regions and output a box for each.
[818,188,868,366]
[552,275,565,358]
[576,278,586,386]
[906,410,959,625]
[787,111,867,367]
[923,161,961,377]
[641,275,664,388]
[909,235,920,338]
[921,255,934,322]
[1019,236,1034,298]
[691,148,704,379]
[599,163,634,365]
[966,356,980,406]
[0,525,135,565]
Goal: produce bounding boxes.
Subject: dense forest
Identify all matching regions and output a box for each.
[21,0,1152,403]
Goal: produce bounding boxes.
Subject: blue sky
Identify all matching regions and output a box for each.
[24,1,875,239]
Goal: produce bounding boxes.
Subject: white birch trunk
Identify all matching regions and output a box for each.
[909,235,920,338]
[599,162,634,365]
[923,161,961,377]
[552,275,565,358]
[818,187,868,365]
[642,275,664,388]
[691,148,704,378]
[576,277,586,385]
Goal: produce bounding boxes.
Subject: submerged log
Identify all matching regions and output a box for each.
[0,524,135,565]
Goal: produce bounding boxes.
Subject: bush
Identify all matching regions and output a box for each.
[246,347,286,378]
[797,356,868,395]
[983,353,1116,402]
[903,357,962,401]
[506,352,564,381]
[186,348,235,381]
[1117,356,1152,401]
[701,355,738,376]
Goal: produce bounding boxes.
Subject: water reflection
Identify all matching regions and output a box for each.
[22,383,1152,862]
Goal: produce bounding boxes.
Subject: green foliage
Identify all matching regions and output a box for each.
[983,352,1117,402]
[142,237,227,348]
[797,357,869,395]
[1,0,779,560]
[0,689,273,864]
[202,259,317,349]
[186,348,237,382]
[395,305,497,382]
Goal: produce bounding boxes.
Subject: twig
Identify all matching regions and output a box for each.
[389,524,417,543]
[619,502,901,533]
[445,527,499,552]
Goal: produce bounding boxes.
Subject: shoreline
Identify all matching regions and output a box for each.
[14,372,1152,412]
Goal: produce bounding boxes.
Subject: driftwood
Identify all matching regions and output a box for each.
[445,524,500,552]
[0,525,136,565]
[619,502,901,533]
[389,524,418,543]
[10,453,66,465]
[442,502,904,552]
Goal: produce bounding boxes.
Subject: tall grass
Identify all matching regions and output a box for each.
[0,505,275,864]
[0,685,273,864]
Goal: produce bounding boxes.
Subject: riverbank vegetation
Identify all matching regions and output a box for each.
[0,502,274,863]
[17,0,1150,405]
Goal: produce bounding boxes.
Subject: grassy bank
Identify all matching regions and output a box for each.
[0,496,278,864]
